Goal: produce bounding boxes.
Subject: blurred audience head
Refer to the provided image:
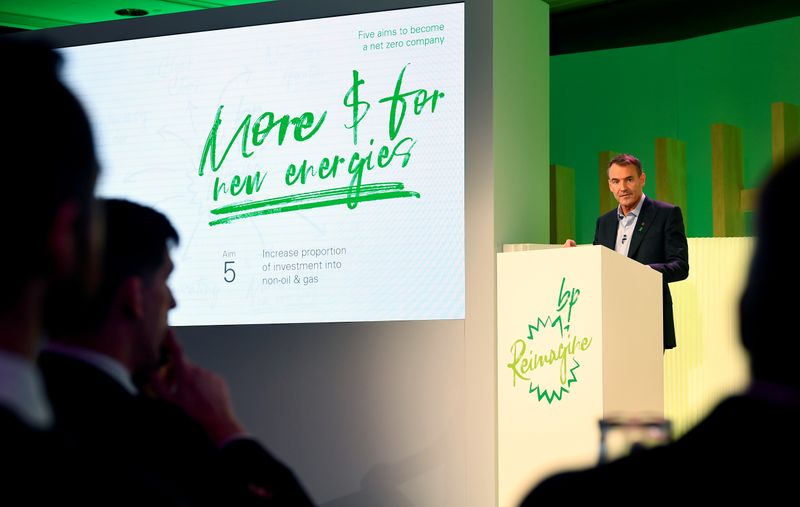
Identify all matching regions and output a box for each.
[740,155,798,387]
[51,199,178,376]
[0,40,100,353]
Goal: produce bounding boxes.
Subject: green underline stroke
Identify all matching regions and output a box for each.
[208,183,420,226]
[210,182,411,215]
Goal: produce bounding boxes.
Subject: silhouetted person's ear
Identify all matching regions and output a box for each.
[47,202,81,279]
[118,277,146,320]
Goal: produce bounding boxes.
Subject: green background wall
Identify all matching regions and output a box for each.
[551,16,800,243]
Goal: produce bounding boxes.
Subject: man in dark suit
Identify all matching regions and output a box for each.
[0,40,102,503]
[566,153,689,349]
[40,199,314,506]
[521,155,800,505]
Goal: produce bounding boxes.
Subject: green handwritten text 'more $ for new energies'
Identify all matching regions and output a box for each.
[196,65,445,225]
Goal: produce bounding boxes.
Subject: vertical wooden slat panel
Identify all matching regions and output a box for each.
[598,150,618,215]
[655,137,688,228]
[740,188,759,213]
[771,102,800,169]
[665,237,751,437]
[711,124,744,237]
[550,164,576,244]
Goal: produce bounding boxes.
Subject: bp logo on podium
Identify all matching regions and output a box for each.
[506,276,593,404]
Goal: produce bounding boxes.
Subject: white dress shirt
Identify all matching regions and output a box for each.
[615,193,646,257]
[0,349,53,429]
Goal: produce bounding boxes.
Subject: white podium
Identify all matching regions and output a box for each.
[497,245,663,507]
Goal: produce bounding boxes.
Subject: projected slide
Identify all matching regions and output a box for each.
[60,3,464,326]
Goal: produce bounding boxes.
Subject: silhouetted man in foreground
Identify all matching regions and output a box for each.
[0,40,101,503]
[522,158,799,504]
[40,199,314,506]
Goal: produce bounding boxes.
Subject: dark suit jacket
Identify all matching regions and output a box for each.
[520,391,800,504]
[39,351,314,506]
[0,404,156,505]
[593,196,689,349]
[0,406,60,504]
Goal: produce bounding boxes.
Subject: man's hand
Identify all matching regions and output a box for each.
[147,330,246,446]
[563,239,577,247]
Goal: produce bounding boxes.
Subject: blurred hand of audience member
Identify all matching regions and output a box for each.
[147,330,246,446]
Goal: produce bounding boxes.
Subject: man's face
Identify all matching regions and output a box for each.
[135,251,176,373]
[608,163,646,211]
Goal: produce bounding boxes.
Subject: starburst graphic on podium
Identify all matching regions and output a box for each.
[528,360,580,404]
[527,314,565,341]
[506,277,592,404]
